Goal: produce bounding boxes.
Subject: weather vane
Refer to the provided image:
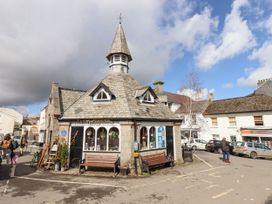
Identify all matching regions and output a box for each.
[119,13,122,24]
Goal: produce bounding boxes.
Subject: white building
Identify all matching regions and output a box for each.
[0,107,23,135]
[38,107,47,144]
[153,81,212,142]
[204,79,272,148]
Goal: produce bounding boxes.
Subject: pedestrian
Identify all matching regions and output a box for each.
[2,134,13,165]
[222,137,230,163]
[19,131,28,156]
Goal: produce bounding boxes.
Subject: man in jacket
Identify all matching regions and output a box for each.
[222,137,230,163]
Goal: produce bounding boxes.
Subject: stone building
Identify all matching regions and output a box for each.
[45,22,183,172]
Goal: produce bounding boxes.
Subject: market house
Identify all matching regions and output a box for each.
[44,21,183,174]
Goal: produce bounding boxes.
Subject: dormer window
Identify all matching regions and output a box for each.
[142,92,154,103]
[93,88,111,101]
[90,82,115,102]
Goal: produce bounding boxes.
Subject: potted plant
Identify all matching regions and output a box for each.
[60,143,68,171]
[54,143,62,171]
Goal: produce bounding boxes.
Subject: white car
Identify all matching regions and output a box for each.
[187,139,208,151]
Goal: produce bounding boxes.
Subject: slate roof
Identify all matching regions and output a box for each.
[61,72,180,121]
[106,23,132,61]
[176,100,210,114]
[204,94,272,115]
[59,88,86,114]
[164,92,191,104]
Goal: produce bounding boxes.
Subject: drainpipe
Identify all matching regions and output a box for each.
[133,120,138,175]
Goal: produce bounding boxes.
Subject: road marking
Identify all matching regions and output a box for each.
[205,184,218,189]
[16,176,127,190]
[199,165,225,173]
[201,179,213,184]
[265,188,271,191]
[185,183,201,189]
[208,172,221,178]
[212,188,234,199]
[193,154,214,168]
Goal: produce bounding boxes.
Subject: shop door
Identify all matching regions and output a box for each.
[69,126,84,168]
[166,126,174,158]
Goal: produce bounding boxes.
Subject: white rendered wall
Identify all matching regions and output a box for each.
[206,111,272,141]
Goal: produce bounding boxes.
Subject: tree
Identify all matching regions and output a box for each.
[180,70,202,142]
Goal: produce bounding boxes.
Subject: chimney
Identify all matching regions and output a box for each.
[153,80,164,94]
[208,92,214,102]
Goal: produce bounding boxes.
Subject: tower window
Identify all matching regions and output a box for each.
[114,55,120,62]
[121,55,127,62]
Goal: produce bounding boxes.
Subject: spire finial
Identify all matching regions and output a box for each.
[119,13,122,24]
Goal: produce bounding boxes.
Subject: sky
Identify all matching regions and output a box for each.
[0,0,272,116]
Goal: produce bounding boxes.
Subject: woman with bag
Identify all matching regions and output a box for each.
[3,134,13,165]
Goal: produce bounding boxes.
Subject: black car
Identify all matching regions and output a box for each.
[205,139,234,154]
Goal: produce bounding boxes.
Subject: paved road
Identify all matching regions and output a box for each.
[0,151,272,204]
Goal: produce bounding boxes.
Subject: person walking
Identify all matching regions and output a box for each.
[19,131,28,156]
[2,134,13,165]
[222,137,230,163]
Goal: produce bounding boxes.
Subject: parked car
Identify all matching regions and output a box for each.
[187,138,208,151]
[233,141,272,159]
[205,139,234,154]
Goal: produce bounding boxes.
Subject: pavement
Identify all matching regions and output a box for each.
[1,150,272,204]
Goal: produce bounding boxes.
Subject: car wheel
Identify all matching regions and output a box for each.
[250,151,257,159]
[217,148,222,154]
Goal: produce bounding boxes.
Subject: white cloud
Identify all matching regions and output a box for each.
[196,0,256,69]
[177,88,214,100]
[265,15,272,34]
[238,41,272,87]
[0,0,217,109]
[222,83,233,89]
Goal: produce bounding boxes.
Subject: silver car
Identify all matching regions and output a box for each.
[233,142,272,159]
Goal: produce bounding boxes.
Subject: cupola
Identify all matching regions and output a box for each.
[106,18,132,74]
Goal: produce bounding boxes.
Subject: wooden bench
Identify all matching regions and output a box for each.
[79,154,120,176]
[140,152,174,174]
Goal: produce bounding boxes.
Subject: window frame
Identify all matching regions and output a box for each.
[211,117,218,126]
[142,91,155,103]
[254,115,263,126]
[93,88,111,101]
[228,117,236,126]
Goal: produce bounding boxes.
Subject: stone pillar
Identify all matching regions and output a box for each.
[120,121,134,168]
[174,122,183,164]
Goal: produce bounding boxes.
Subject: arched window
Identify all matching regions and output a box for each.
[149,127,156,149]
[97,127,107,151]
[140,127,148,150]
[109,127,119,151]
[85,127,95,151]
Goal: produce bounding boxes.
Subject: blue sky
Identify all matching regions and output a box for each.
[0,0,271,116]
